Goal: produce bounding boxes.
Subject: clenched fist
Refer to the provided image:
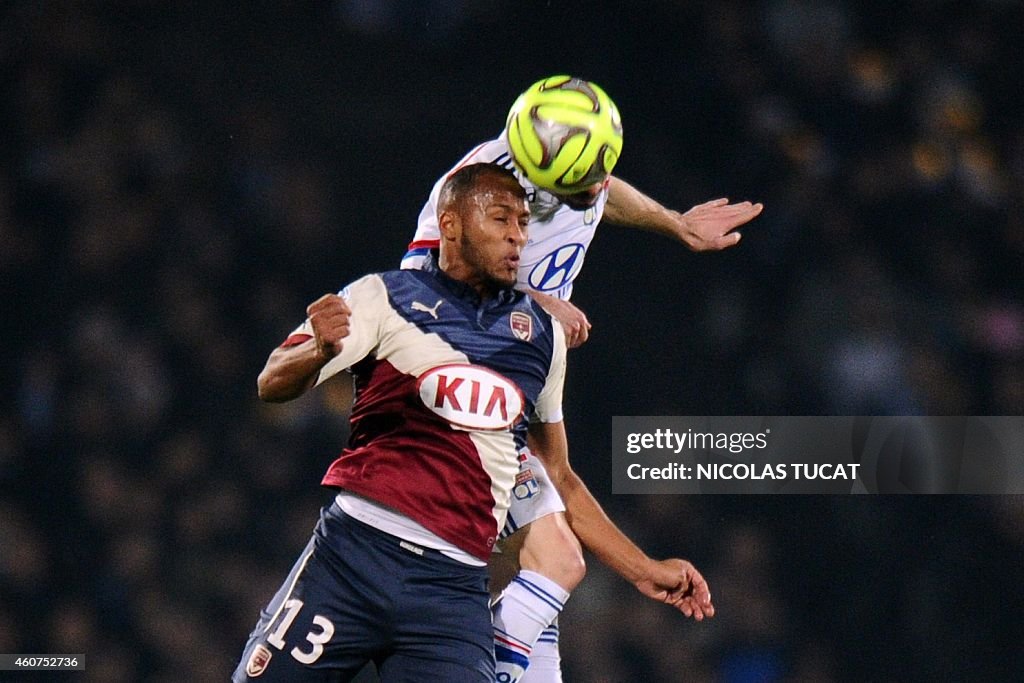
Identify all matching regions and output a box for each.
[307,294,351,361]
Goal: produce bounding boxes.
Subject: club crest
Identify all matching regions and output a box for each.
[246,644,273,677]
[513,466,539,500]
[510,311,532,341]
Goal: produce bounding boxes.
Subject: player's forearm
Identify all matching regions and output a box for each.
[522,288,555,307]
[527,421,651,581]
[256,339,326,402]
[555,469,651,584]
[603,176,679,237]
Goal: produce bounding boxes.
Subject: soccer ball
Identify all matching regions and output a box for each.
[505,75,623,193]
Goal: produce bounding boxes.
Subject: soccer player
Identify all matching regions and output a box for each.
[233,164,566,681]
[403,76,744,681]
[405,75,764,348]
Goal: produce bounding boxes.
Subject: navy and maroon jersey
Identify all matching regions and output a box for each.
[285,256,566,561]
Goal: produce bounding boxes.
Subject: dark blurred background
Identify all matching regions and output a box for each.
[2,1,1023,681]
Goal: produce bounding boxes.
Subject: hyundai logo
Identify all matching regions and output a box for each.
[527,244,586,291]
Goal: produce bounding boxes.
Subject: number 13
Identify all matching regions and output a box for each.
[266,598,335,664]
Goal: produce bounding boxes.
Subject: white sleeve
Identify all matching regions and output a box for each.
[533,318,567,423]
[400,178,446,270]
[282,275,387,386]
[401,137,508,271]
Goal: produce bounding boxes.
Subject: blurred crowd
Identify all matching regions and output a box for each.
[1,1,1022,681]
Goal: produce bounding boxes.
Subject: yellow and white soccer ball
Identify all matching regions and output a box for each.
[505,75,623,193]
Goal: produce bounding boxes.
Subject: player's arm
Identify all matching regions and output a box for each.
[526,420,714,620]
[257,294,352,402]
[603,176,763,252]
[258,275,386,403]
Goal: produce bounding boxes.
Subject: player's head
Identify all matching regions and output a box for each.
[437,163,530,294]
[505,75,622,210]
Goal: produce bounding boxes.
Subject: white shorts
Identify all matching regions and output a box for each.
[501,449,566,539]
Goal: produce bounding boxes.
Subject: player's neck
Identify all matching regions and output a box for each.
[437,253,501,301]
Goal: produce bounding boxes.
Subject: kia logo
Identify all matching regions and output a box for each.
[416,364,524,431]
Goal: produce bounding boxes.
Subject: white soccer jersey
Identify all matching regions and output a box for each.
[401,134,610,301]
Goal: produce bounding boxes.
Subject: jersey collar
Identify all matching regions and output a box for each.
[422,252,519,307]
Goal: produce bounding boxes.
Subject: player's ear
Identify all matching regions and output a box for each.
[438,209,460,242]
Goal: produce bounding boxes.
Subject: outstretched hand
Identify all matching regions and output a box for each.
[674,198,763,252]
[634,558,715,621]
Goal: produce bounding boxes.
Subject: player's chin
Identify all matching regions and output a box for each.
[560,195,599,211]
[495,263,519,287]
[556,186,602,210]
[490,270,517,289]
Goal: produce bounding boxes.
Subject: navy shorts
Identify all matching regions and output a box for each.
[232,502,494,682]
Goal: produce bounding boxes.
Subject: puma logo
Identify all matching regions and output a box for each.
[411,299,444,319]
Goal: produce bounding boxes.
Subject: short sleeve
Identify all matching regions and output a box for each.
[532,318,567,423]
[313,274,387,385]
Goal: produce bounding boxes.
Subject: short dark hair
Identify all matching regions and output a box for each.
[437,163,525,214]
